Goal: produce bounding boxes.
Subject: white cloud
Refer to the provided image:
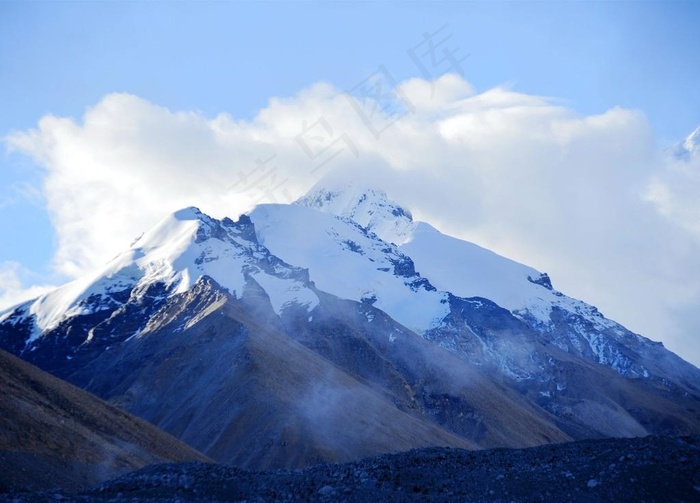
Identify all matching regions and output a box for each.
[5,73,700,367]
[645,151,700,241]
[0,262,55,312]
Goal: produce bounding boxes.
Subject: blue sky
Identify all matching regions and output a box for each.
[1,0,699,364]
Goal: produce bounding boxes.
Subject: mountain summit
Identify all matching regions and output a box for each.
[1,183,699,467]
[295,182,416,245]
[673,125,700,160]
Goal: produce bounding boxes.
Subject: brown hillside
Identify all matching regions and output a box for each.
[0,349,209,492]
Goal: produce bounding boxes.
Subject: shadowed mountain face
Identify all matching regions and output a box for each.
[1,184,699,470]
[0,349,209,493]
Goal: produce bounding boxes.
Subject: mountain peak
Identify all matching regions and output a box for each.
[295,182,416,245]
[173,206,204,221]
[132,207,248,252]
[673,125,700,160]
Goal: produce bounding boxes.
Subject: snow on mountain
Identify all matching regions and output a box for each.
[398,221,628,338]
[1,207,318,344]
[6,179,617,358]
[294,182,417,246]
[293,183,570,325]
[250,203,448,334]
[293,183,665,379]
[297,183,581,321]
[401,222,555,322]
[2,180,694,386]
[673,126,700,160]
[1,180,699,463]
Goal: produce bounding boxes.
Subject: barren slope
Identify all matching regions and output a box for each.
[0,349,209,492]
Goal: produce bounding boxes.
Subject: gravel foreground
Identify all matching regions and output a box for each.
[2,435,699,502]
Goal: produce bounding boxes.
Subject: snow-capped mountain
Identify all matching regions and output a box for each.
[290,184,694,385]
[673,126,700,160]
[0,208,319,374]
[2,207,316,339]
[1,182,699,467]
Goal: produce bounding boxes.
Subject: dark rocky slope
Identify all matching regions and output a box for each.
[0,349,209,492]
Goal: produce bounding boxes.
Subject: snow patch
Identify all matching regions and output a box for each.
[251,273,319,315]
[401,222,556,324]
[295,183,417,246]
